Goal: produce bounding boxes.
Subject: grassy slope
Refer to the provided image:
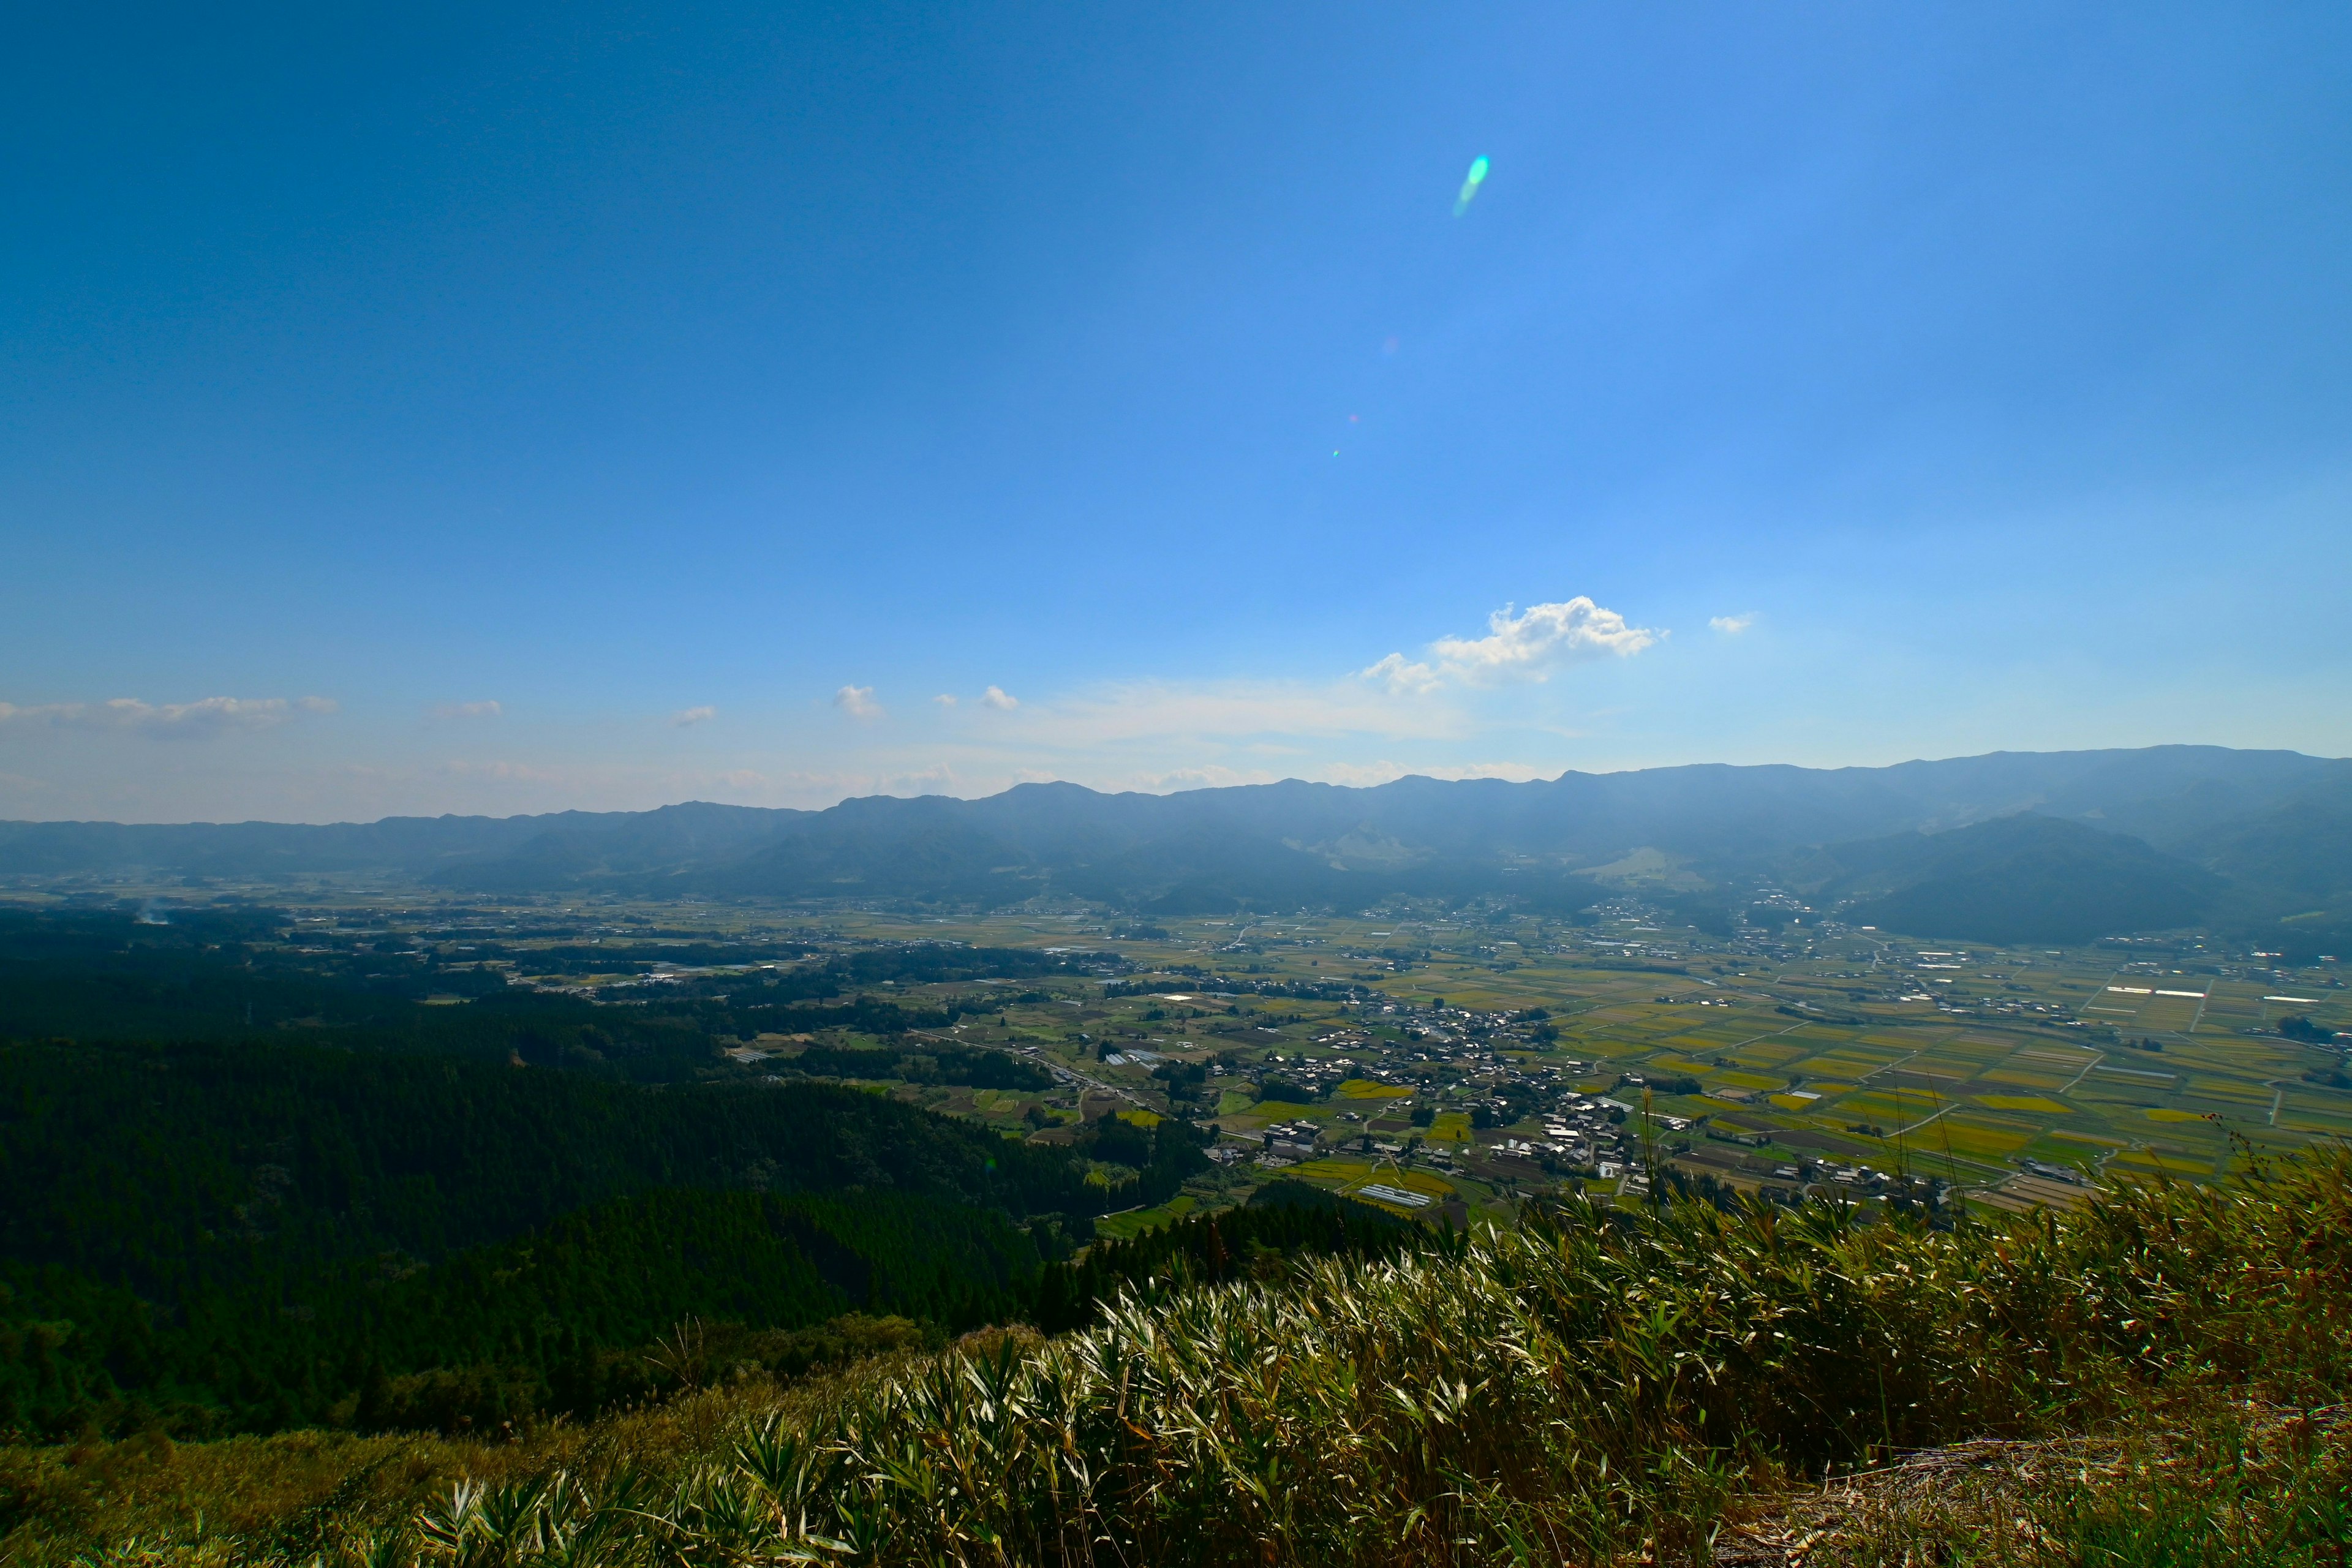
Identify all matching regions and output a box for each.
[5,1147,2350,1566]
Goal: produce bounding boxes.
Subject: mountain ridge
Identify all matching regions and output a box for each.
[5,745,2349,948]
[4,743,2339,861]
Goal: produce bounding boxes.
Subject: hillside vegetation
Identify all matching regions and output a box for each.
[6,1148,2346,1566]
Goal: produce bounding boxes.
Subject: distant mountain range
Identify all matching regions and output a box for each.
[4,745,2348,952]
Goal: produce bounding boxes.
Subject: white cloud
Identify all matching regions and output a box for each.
[932,693,958,707]
[432,699,503,720]
[980,685,1019,710]
[1709,614,1755,635]
[1427,597,1656,682]
[834,685,883,720]
[0,695,337,736]
[1360,595,1654,692]
[670,705,717,727]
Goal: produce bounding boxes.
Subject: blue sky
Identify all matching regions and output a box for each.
[4,2,2348,823]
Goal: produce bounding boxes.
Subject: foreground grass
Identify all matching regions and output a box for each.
[6,1148,2350,1566]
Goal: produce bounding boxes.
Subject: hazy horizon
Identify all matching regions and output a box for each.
[0,741,2341,829]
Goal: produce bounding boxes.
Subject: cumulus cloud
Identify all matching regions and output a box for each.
[432,699,503,720]
[979,685,1019,710]
[834,685,883,719]
[0,696,337,736]
[1709,614,1755,635]
[1428,597,1656,680]
[932,693,958,707]
[1360,596,1654,692]
[670,705,717,727]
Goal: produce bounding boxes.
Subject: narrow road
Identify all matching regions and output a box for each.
[1725,1020,1810,1052]
[1888,1097,1959,1139]
[2057,1050,2106,1094]
[1857,1044,1936,1085]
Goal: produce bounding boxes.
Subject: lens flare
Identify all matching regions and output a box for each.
[1452,154,1489,217]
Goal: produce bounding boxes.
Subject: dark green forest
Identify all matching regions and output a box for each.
[0,913,1227,1442]
[0,1033,1219,1440]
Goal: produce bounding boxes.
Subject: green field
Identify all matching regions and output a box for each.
[764,902,2351,1213]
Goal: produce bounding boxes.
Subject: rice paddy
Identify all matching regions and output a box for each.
[767,899,2352,1221]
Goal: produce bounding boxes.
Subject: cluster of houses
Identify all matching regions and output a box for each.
[1479,1089,1634,1170]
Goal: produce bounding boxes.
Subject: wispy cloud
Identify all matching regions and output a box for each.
[1101,758,1559,793]
[1709,613,1755,635]
[432,699,503,720]
[932,693,958,707]
[1362,595,1654,692]
[748,762,964,798]
[442,758,567,783]
[1001,678,1468,747]
[979,685,1019,710]
[670,705,717,727]
[1360,653,1444,695]
[834,685,883,720]
[0,696,337,736]
[1314,758,1561,786]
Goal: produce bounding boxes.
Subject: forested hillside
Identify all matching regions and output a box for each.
[0,1036,1203,1441]
[1798,814,2226,945]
